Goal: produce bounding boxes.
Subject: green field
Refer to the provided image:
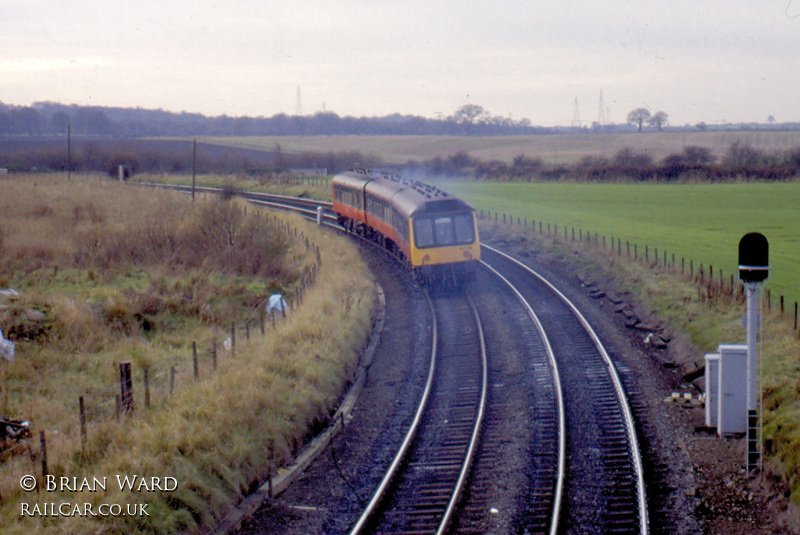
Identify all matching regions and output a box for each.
[441,181,800,308]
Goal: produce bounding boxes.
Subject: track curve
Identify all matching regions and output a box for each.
[480,244,648,534]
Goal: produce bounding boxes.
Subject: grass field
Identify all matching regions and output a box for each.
[0,175,374,533]
[441,181,800,310]
[199,130,800,164]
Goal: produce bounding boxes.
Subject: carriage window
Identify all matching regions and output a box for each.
[434,217,454,245]
[414,213,475,248]
[453,214,475,243]
[414,218,434,248]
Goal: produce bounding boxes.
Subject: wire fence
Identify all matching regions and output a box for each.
[479,210,799,336]
[2,213,323,480]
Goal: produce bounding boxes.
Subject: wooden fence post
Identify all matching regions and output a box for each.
[170,366,176,396]
[193,341,199,381]
[119,361,134,415]
[79,396,86,451]
[40,430,47,477]
[144,367,150,409]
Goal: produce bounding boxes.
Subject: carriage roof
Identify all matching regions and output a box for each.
[333,170,474,218]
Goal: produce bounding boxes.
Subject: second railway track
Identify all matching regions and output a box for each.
[480,245,648,534]
[351,290,487,535]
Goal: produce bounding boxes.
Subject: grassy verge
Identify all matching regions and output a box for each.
[0,175,375,533]
[478,218,800,506]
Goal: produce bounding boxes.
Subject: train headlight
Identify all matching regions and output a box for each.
[463,251,472,260]
[422,254,431,264]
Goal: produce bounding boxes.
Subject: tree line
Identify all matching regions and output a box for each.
[0,102,545,138]
[407,142,800,182]
[3,100,799,138]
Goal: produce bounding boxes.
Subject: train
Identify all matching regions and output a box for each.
[332,170,481,283]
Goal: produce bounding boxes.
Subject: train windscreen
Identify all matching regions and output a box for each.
[414,213,475,248]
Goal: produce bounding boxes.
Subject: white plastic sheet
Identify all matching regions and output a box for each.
[266,293,288,315]
[0,329,14,362]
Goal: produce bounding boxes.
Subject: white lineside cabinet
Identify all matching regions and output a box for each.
[717,344,748,436]
[704,353,720,427]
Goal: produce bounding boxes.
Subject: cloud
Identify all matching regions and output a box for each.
[1,0,799,124]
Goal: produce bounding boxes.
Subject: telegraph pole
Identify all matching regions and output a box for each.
[192,139,197,202]
[67,123,72,180]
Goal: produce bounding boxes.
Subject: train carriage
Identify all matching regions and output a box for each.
[332,170,480,280]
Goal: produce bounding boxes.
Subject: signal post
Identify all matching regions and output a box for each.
[738,232,769,475]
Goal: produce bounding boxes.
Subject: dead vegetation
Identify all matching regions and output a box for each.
[0,174,375,534]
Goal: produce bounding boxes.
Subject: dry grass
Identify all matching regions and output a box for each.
[202,131,800,165]
[0,174,375,533]
[479,220,800,506]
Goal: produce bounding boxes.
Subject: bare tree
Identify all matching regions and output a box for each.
[451,104,489,136]
[648,111,669,132]
[627,108,651,132]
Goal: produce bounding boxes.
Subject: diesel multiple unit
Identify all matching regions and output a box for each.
[332,170,480,278]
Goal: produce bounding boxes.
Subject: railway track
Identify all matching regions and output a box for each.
[350,290,487,534]
[480,245,648,534]
[143,183,336,222]
[142,184,651,533]
[346,244,647,534]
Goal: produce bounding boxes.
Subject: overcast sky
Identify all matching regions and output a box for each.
[2,1,799,127]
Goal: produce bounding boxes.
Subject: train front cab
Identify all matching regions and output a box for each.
[408,209,480,281]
